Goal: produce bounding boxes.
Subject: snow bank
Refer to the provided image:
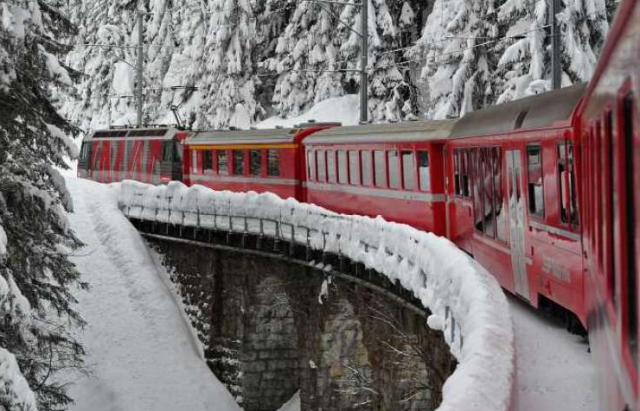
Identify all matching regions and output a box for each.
[116,180,515,411]
[0,348,37,411]
[257,95,360,128]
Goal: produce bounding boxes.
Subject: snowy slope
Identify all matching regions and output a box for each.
[257,94,360,128]
[62,178,241,411]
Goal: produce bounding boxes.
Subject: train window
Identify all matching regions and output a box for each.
[604,111,616,303]
[217,150,228,175]
[250,150,261,176]
[317,151,326,182]
[461,150,470,197]
[307,151,315,181]
[568,141,578,227]
[454,150,461,195]
[191,150,198,173]
[418,151,430,191]
[388,150,400,189]
[233,150,245,175]
[80,142,91,161]
[472,149,484,231]
[361,151,373,186]
[402,151,415,190]
[374,150,385,187]
[338,151,348,184]
[558,142,569,223]
[482,148,496,238]
[622,93,637,366]
[493,147,506,242]
[162,141,172,162]
[203,150,213,172]
[267,149,280,177]
[349,151,360,185]
[527,145,544,218]
[174,142,183,161]
[327,151,337,183]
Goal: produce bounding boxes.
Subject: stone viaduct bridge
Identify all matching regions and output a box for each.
[117,181,514,411]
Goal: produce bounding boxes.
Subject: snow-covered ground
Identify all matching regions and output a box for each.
[62,177,241,411]
[509,296,597,410]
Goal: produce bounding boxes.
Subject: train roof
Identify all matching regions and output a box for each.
[84,127,182,141]
[450,83,587,139]
[186,123,341,146]
[303,119,457,145]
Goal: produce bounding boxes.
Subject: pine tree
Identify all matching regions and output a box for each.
[198,0,263,129]
[416,0,497,119]
[0,1,86,409]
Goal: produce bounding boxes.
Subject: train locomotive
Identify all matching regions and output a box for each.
[77,0,640,408]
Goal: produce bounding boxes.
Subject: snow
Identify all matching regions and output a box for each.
[0,224,6,256]
[62,178,242,411]
[112,61,135,96]
[0,347,37,411]
[117,180,515,411]
[257,95,360,128]
[509,296,597,411]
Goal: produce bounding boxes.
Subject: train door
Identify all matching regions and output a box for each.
[506,149,530,300]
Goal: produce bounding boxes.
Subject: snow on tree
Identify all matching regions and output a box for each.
[415,0,497,119]
[196,0,264,129]
[416,0,614,117]
[0,1,86,409]
[265,0,345,118]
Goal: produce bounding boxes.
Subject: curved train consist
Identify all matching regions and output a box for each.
[78,0,639,409]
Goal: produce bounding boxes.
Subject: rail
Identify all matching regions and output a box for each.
[117,180,515,411]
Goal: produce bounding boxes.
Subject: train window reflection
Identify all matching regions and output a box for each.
[402,151,415,190]
[361,151,372,186]
[327,151,337,183]
[349,151,360,185]
[527,145,544,218]
[267,149,280,177]
[388,150,400,189]
[418,151,430,191]
[233,150,245,175]
[203,150,213,172]
[217,150,228,175]
[317,151,326,182]
[307,151,315,181]
[338,151,348,184]
[374,150,385,187]
[250,150,261,176]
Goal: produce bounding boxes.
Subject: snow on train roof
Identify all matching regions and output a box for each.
[450,83,587,139]
[85,127,180,140]
[304,119,458,145]
[187,127,300,146]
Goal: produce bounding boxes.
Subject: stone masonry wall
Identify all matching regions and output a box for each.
[150,239,455,411]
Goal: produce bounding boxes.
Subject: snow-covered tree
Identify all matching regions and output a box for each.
[0,1,86,409]
[265,0,345,118]
[415,0,497,119]
[198,0,264,129]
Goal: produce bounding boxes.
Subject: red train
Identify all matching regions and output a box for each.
[77,0,639,408]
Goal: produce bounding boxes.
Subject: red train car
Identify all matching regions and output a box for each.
[579,0,640,408]
[445,84,586,324]
[183,124,338,200]
[302,121,456,235]
[77,127,190,184]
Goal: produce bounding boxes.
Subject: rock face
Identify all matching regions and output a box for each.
[151,240,455,411]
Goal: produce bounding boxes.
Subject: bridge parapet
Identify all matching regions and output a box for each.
[117,180,514,411]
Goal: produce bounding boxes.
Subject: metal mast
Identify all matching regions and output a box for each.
[359,0,368,123]
[551,0,562,90]
[136,12,144,127]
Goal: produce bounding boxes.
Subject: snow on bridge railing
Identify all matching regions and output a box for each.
[117,180,515,411]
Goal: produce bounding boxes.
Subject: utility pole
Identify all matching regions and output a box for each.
[551,0,561,90]
[136,12,144,127]
[359,0,368,123]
